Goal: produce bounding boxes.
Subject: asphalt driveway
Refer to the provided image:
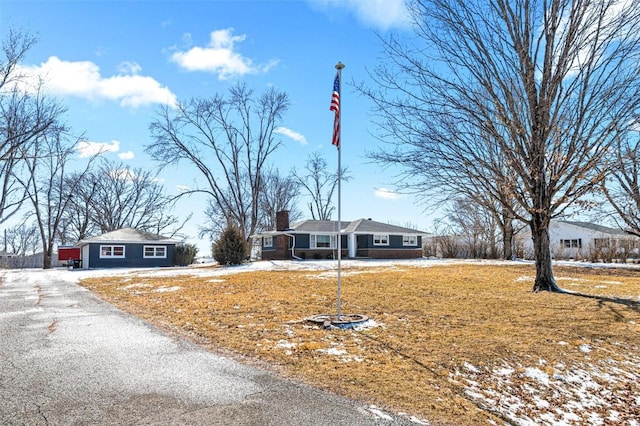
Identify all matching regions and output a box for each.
[0,269,413,425]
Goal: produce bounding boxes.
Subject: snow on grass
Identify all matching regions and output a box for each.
[119,283,152,289]
[452,355,640,425]
[154,286,182,293]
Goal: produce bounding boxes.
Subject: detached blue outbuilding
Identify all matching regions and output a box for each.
[76,228,180,269]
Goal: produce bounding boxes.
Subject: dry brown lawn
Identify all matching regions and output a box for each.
[80,262,640,425]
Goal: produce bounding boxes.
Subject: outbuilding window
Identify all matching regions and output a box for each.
[403,235,417,246]
[100,245,125,258]
[263,236,273,248]
[144,246,167,258]
[373,234,389,246]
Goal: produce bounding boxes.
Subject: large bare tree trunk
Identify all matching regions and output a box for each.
[42,248,52,269]
[530,215,561,292]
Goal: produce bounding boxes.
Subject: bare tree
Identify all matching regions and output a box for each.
[57,171,99,243]
[4,221,40,255]
[58,160,188,242]
[1,30,61,224]
[445,197,500,259]
[602,133,640,236]
[292,151,350,220]
[89,160,187,236]
[361,0,640,292]
[15,126,96,269]
[147,83,289,240]
[257,169,301,231]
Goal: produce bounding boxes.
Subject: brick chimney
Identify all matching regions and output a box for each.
[275,210,290,231]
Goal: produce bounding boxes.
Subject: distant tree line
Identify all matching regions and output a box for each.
[0,29,341,268]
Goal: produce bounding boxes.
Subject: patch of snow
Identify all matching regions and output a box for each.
[318,347,348,356]
[496,367,515,376]
[515,275,535,282]
[275,340,296,349]
[464,362,481,373]
[120,283,153,290]
[407,416,430,425]
[579,344,592,353]
[351,319,379,331]
[368,405,393,421]
[154,286,181,293]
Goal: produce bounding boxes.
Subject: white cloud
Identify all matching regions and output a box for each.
[17,56,177,107]
[117,61,142,75]
[274,126,307,145]
[170,28,278,79]
[76,140,120,158]
[374,188,402,200]
[118,151,135,160]
[311,0,411,30]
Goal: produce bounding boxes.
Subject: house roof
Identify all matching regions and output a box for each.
[558,220,632,236]
[342,218,428,235]
[256,218,429,236]
[76,228,180,246]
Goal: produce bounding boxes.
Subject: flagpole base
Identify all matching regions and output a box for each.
[306,313,369,330]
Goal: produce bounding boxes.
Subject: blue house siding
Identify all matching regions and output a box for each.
[87,243,175,268]
[295,234,311,249]
[255,215,427,260]
[357,234,420,249]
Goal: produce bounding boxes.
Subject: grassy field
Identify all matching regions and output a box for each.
[80,262,640,425]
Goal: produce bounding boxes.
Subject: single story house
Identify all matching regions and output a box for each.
[76,228,180,269]
[253,211,429,260]
[519,220,640,260]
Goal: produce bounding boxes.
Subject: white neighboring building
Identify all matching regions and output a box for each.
[519,220,640,261]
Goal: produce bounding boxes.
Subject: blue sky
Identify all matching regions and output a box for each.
[1,0,433,250]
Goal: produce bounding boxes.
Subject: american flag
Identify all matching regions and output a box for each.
[330,72,340,148]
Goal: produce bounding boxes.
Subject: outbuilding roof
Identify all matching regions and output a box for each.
[76,228,180,246]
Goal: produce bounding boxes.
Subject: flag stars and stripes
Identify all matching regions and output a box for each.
[330,72,340,148]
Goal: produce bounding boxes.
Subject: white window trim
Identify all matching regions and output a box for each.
[310,233,337,249]
[403,235,418,246]
[100,245,126,258]
[373,234,389,246]
[263,236,274,248]
[143,245,167,258]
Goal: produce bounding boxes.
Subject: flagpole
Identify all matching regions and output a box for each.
[335,61,345,320]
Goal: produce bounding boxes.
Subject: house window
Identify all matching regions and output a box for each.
[560,239,582,249]
[144,246,167,258]
[403,235,417,246]
[263,236,273,248]
[100,245,125,258]
[373,234,389,246]
[311,234,336,249]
